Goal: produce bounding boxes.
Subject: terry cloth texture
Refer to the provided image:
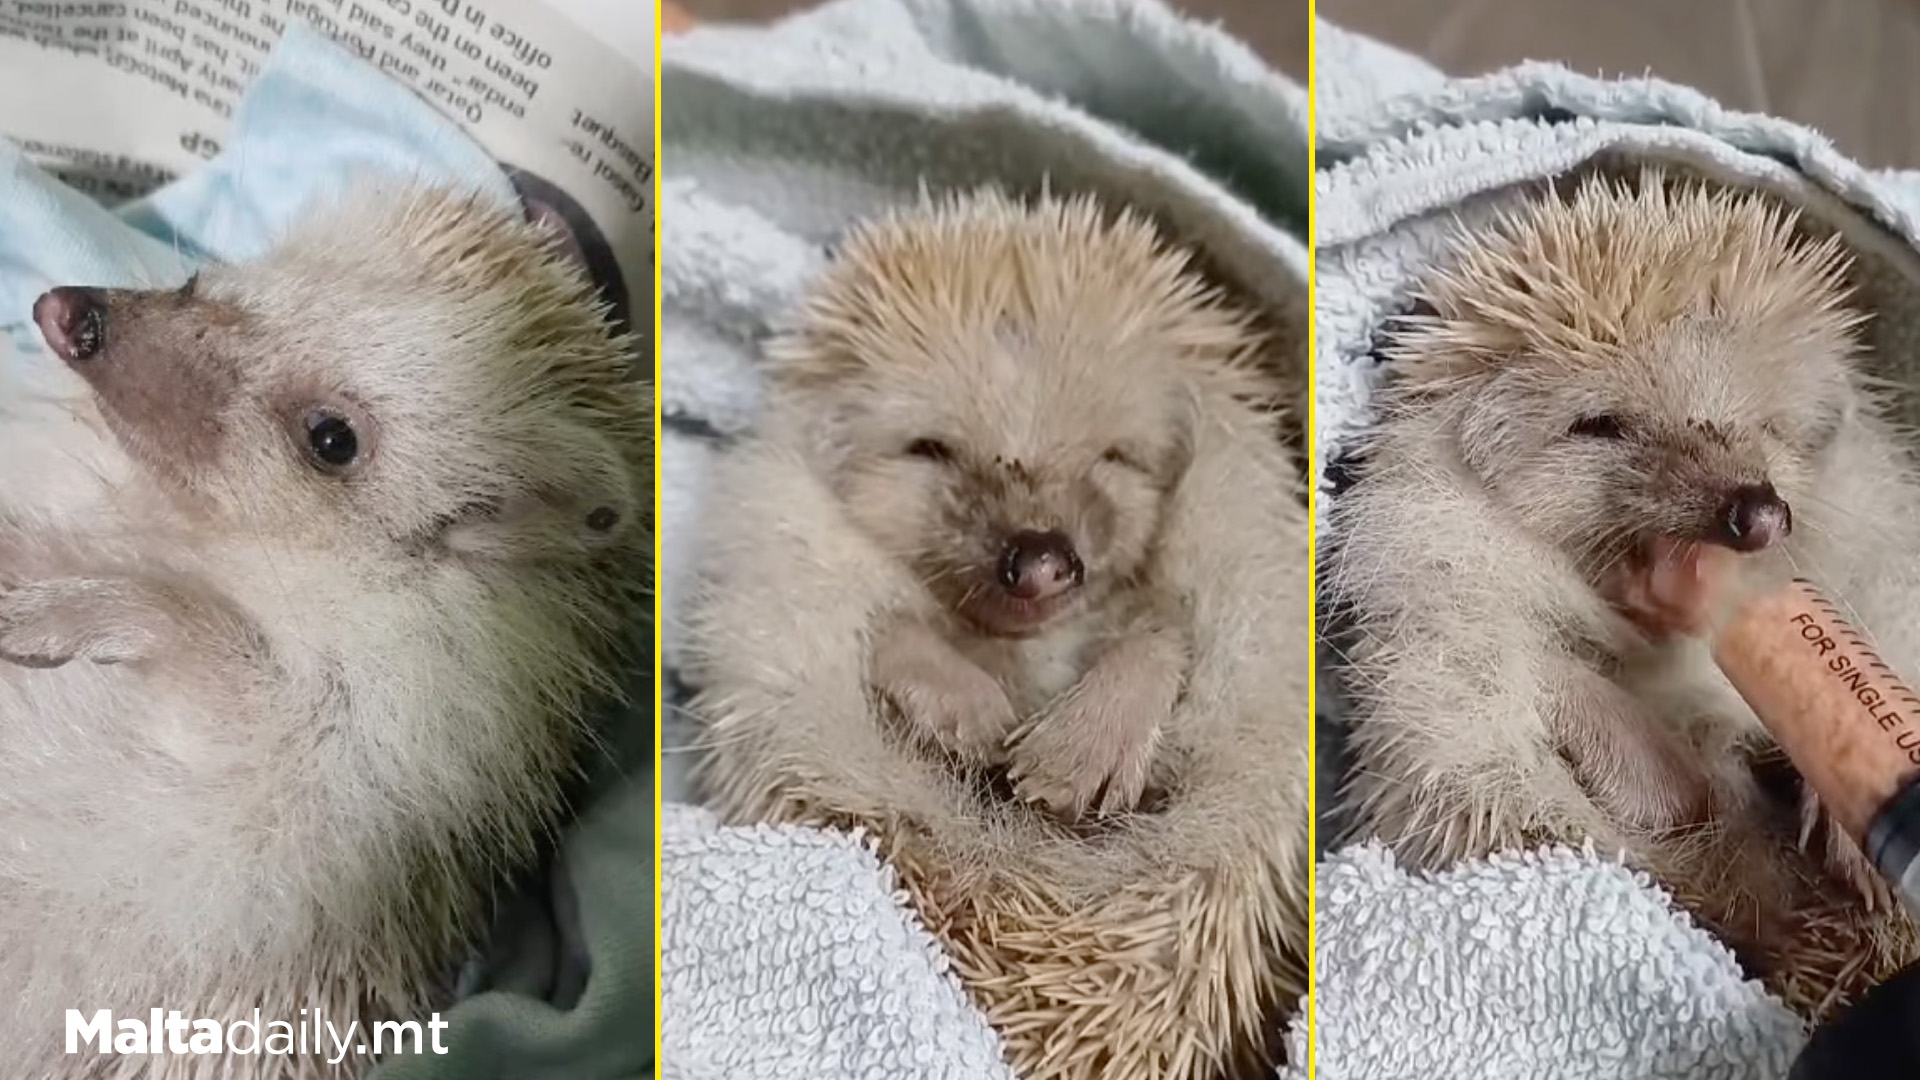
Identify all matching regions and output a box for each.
[0,27,655,1080]
[658,0,1310,1074]
[1287,844,1807,1080]
[660,804,1016,1080]
[1310,17,1920,1079]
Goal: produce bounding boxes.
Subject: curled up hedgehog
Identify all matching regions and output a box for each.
[683,189,1312,1079]
[1328,168,1920,1016]
[0,183,652,1078]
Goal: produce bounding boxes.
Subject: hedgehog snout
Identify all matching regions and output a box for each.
[33,287,108,364]
[1711,482,1791,552]
[996,529,1084,602]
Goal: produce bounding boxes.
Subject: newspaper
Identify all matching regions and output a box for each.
[0,0,654,338]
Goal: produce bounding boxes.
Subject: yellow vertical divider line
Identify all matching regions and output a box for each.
[652,1,667,1076]
[1303,4,1319,1078]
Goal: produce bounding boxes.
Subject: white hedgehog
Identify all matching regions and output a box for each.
[0,185,652,1078]
[1329,169,1920,1014]
[684,189,1311,1080]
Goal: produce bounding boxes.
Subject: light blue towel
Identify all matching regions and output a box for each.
[0,23,516,349]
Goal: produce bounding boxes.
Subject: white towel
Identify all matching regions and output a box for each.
[657,1,1311,1075]
[1292,844,1807,1080]
[659,804,1014,1080]
[1309,17,1920,1077]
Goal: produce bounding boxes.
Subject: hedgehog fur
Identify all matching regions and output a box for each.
[1329,168,1920,1017]
[0,183,652,1078]
[684,188,1311,1080]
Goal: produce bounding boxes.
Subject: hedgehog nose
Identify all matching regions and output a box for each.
[997,530,1084,601]
[32,287,107,365]
[1715,483,1792,552]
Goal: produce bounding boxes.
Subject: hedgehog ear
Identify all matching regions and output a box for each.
[789,389,867,476]
[523,195,594,280]
[1158,387,1200,483]
[1451,368,1528,481]
[759,346,866,471]
[763,330,868,397]
[441,433,639,562]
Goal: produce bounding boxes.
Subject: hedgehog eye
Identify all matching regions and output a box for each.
[1100,447,1144,472]
[304,410,360,470]
[905,438,953,462]
[1569,414,1626,440]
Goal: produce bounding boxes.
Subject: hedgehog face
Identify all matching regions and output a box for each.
[1381,174,1871,592]
[1443,316,1854,576]
[768,192,1279,637]
[807,325,1190,638]
[30,218,645,567]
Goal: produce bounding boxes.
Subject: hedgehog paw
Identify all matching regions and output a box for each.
[1008,687,1164,822]
[870,621,1019,763]
[0,578,174,667]
[1801,788,1894,911]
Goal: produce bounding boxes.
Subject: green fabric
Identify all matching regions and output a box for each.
[370,770,655,1080]
[369,623,656,1080]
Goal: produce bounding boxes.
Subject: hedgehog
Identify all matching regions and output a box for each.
[682,188,1311,1080]
[1327,168,1920,1015]
[0,183,652,1078]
